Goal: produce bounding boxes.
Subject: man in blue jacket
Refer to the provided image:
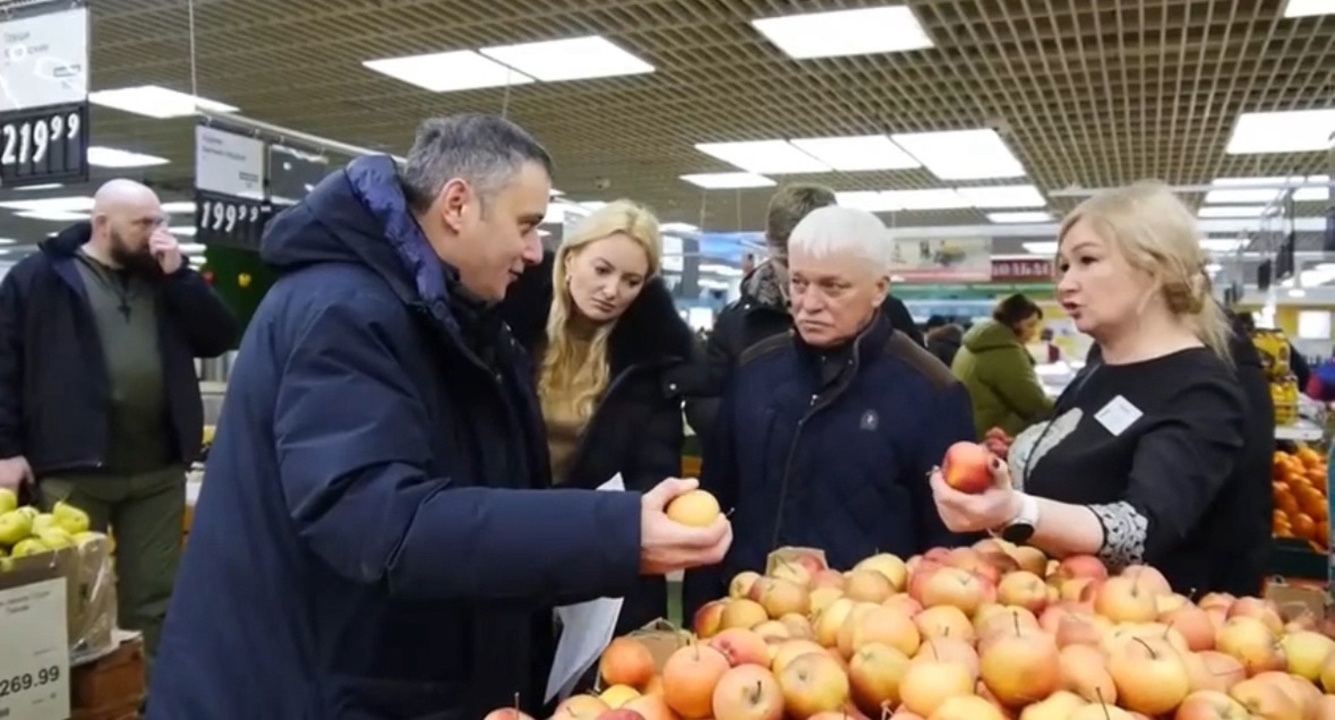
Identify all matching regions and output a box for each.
[148,115,731,720]
[684,206,974,617]
[0,179,238,668]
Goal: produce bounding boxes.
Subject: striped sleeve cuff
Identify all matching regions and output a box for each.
[1089,501,1149,571]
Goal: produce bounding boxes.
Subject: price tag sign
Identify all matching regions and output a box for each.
[0,578,70,720]
[0,5,90,189]
[195,190,270,251]
[991,258,1055,282]
[0,102,89,187]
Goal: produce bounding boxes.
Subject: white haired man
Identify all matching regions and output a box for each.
[683,206,977,616]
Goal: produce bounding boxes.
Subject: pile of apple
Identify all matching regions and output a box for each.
[0,487,100,568]
[496,538,1335,719]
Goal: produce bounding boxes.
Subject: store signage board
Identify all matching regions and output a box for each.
[991,257,1055,282]
[195,125,266,200]
[0,578,70,720]
[0,5,90,188]
[195,125,271,250]
[890,238,992,283]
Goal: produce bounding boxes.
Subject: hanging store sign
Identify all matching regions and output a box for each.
[991,257,1055,282]
[194,124,271,251]
[890,238,993,283]
[0,5,90,188]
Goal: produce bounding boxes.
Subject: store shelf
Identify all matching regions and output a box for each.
[1270,538,1329,582]
[1277,420,1325,442]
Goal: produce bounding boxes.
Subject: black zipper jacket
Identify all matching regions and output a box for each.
[0,222,239,473]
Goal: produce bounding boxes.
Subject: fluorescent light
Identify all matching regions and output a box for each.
[88,146,169,168]
[1206,175,1331,203]
[89,85,237,119]
[479,36,654,82]
[835,191,900,213]
[0,196,93,212]
[170,226,197,237]
[891,129,1026,180]
[1200,238,1249,252]
[0,239,15,245]
[160,201,196,214]
[1225,108,1335,154]
[661,222,699,233]
[1023,241,1059,255]
[882,189,970,210]
[694,140,830,174]
[1197,205,1273,218]
[579,201,608,211]
[1284,0,1335,17]
[15,210,87,221]
[680,172,776,189]
[179,243,206,253]
[752,6,933,59]
[788,135,920,171]
[957,184,1047,208]
[363,50,535,92]
[14,183,62,191]
[989,211,1053,223]
[549,188,564,197]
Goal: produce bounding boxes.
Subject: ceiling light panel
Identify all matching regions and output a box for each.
[1199,238,1249,253]
[882,189,970,210]
[789,135,920,171]
[957,184,1047,208]
[1225,109,1335,154]
[87,147,169,168]
[835,191,901,213]
[0,196,93,212]
[694,140,830,174]
[1197,205,1273,218]
[88,85,237,119]
[1204,175,1330,204]
[1284,0,1335,17]
[363,50,535,92]
[15,210,87,221]
[891,129,1026,180]
[989,211,1053,224]
[479,36,654,82]
[1023,241,1059,254]
[680,172,776,189]
[752,6,934,60]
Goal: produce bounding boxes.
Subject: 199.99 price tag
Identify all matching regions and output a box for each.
[194,190,270,251]
[0,578,69,720]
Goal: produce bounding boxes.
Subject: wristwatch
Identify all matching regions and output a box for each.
[998,491,1039,544]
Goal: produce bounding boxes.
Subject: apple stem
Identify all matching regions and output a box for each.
[512,692,519,710]
[1094,686,1110,720]
[1012,610,1021,636]
[880,703,893,720]
[1129,635,1157,659]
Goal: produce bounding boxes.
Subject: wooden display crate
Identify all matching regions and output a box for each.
[71,635,145,720]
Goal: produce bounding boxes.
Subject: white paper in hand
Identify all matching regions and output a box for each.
[545,473,627,703]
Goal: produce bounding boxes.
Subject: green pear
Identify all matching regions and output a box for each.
[0,510,32,546]
[15,505,37,520]
[29,513,55,535]
[52,501,90,535]
[10,537,49,558]
[36,528,73,550]
[0,488,16,514]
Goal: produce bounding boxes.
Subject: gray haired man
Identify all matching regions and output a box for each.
[148,115,732,719]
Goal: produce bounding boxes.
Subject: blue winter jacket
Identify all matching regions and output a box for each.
[684,311,975,616]
[148,156,643,720]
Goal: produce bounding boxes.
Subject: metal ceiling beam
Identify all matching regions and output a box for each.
[887,217,1331,239]
[1049,180,1335,197]
[196,110,407,164]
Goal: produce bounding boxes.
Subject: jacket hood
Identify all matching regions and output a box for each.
[39,221,92,257]
[962,319,1022,353]
[504,267,696,373]
[740,259,787,311]
[261,155,465,337]
[927,324,963,346]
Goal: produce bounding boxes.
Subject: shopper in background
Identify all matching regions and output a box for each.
[684,206,974,617]
[925,315,964,367]
[0,179,237,671]
[1038,327,1063,363]
[950,293,1054,438]
[684,183,923,442]
[930,182,1262,596]
[502,199,696,637]
[149,115,731,720]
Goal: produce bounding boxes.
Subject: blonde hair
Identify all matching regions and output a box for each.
[1059,181,1232,361]
[538,199,663,426]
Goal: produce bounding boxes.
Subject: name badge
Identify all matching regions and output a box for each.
[1094,395,1143,436]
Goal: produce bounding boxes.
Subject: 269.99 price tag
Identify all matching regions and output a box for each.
[0,578,70,720]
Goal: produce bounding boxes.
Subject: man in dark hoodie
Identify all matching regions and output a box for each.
[147,115,731,720]
[683,184,923,441]
[0,179,237,670]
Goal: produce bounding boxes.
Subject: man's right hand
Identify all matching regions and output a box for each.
[0,456,31,493]
[639,477,732,576]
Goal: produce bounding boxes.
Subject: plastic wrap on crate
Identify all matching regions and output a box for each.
[68,536,118,666]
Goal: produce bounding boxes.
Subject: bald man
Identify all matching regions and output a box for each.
[0,179,237,669]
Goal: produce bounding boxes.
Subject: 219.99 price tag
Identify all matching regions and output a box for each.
[0,578,69,720]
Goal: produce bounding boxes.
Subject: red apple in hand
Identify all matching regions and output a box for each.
[941,442,994,494]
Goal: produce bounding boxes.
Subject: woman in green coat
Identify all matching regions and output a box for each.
[951,294,1054,438]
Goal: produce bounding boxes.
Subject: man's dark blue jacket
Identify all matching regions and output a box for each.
[0,223,236,472]
[684,310,975,616]
[148,157,644,720]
